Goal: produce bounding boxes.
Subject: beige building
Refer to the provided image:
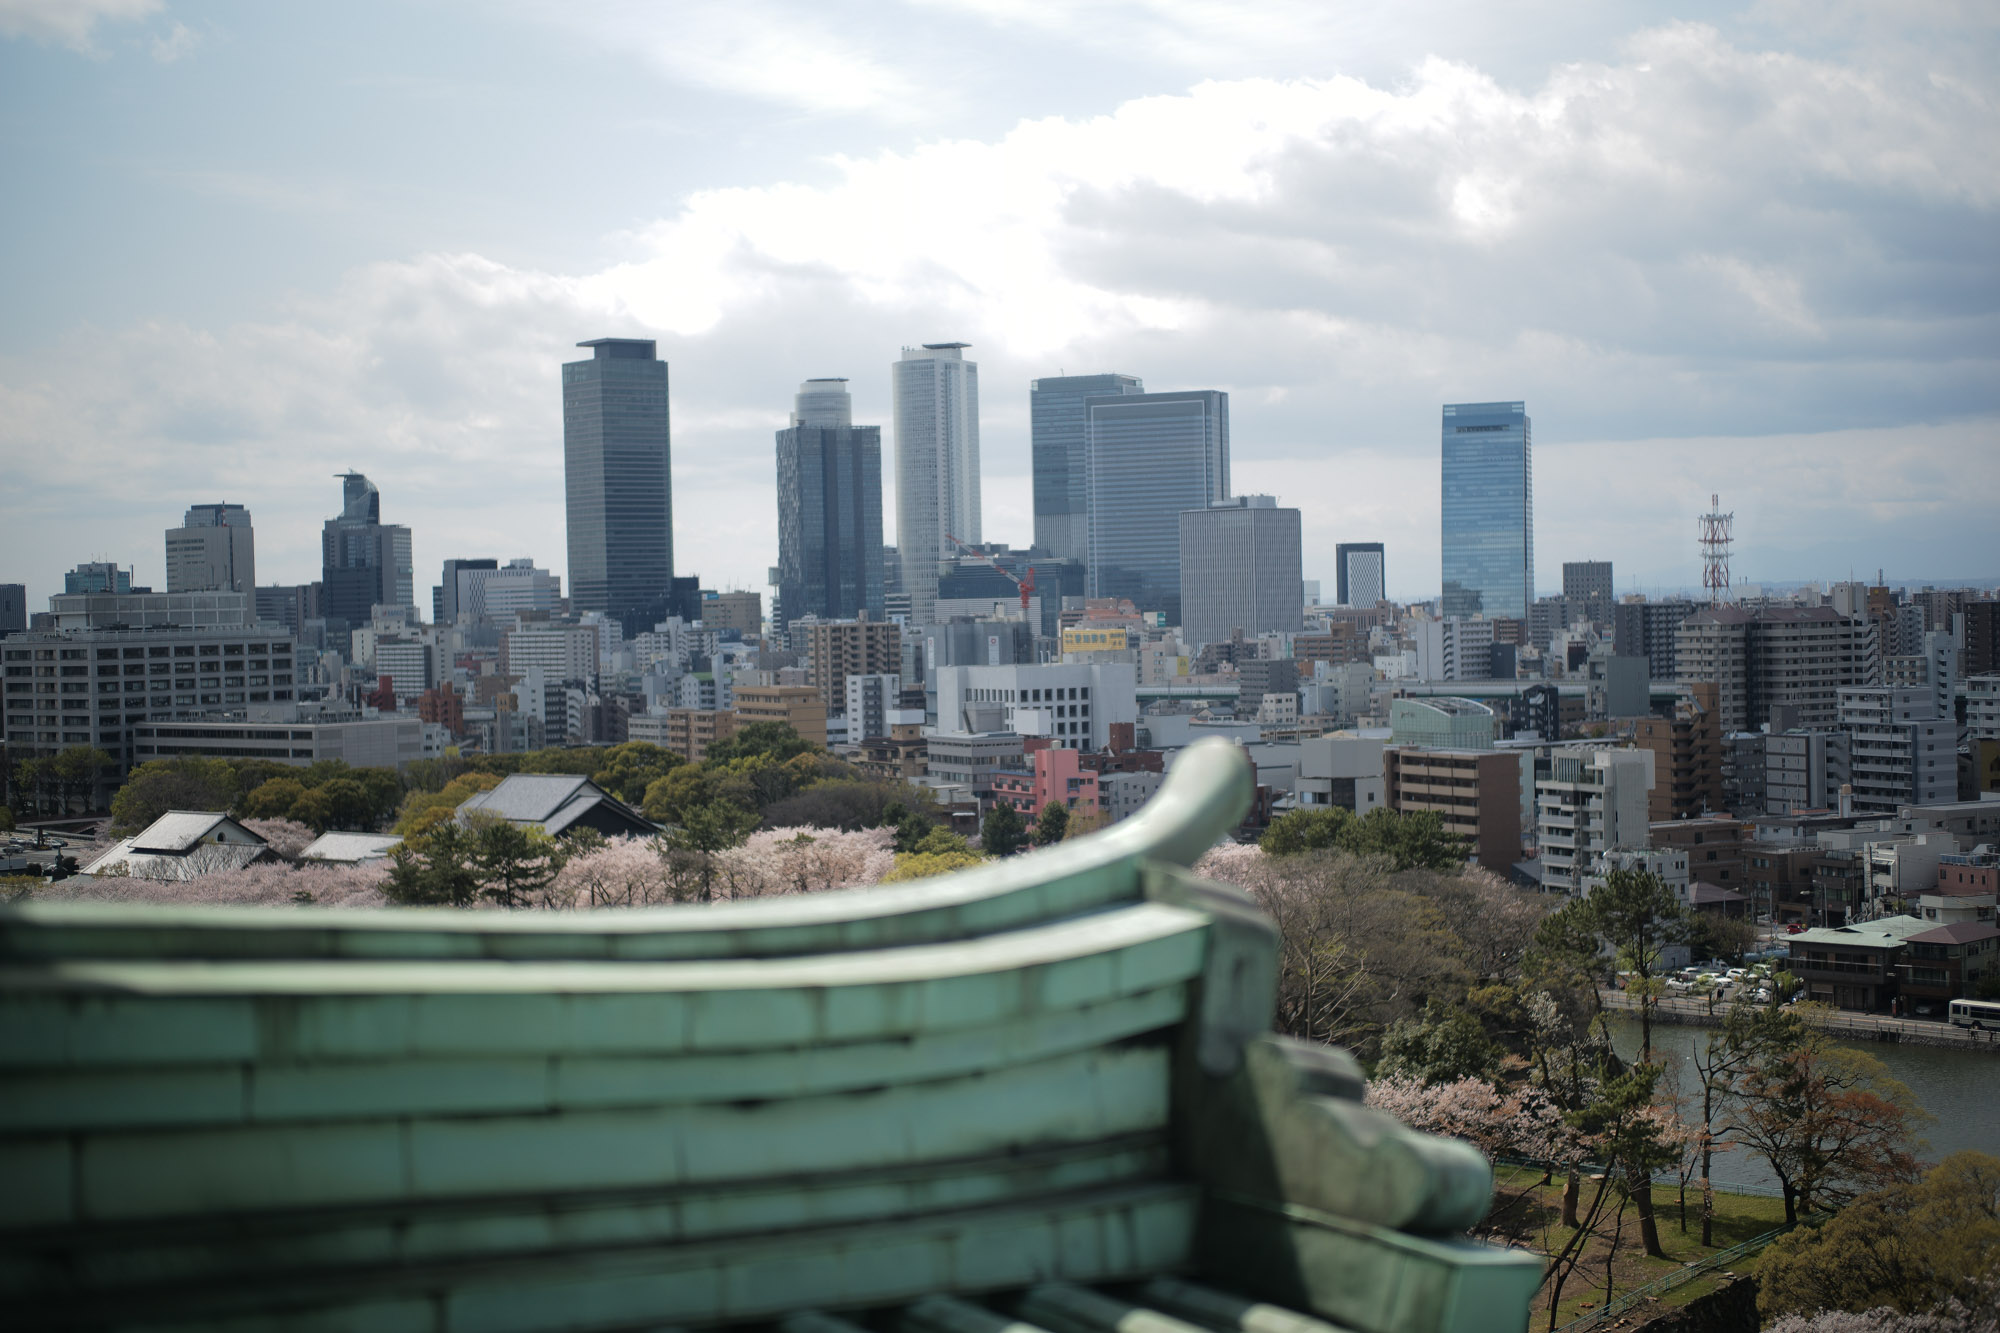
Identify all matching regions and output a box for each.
[1383,747,1522,872]
[628,708,739,763]
[701,591,764,638]
[734,684,827,746]
[806,617,900,711]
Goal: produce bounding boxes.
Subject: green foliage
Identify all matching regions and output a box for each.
[1758,1152,2000,1320]
[590,741,683,805]
[238,777,308,820]
[1977,974,2000,1001]
[703,722,818,766]
[881,834,985,883]
[0,806,13,832]
[467,816,560,909]
[1260,804,1468,870]
[382,815,561,908]
[392,771,503,836]
[662,799,760,857]
[1375,999,1500,1084]
[288,778,378,833]
[383,821,482,907]
[1033,800,1070,846]
[981,801,1027,857]
[110,757,240,833]
[764,781,936,836]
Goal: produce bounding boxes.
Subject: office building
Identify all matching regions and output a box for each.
[735,683,827,747]
[500,623,600,683]
[1335,543,1385,608]
[1384,748,1522,871]
[776,378,885,630]
[132,712,430,770]
[1389,696,1496,749]
[0,584,24,639]
[1178,496,1302,653]
[320,473,414,636]
[1839,686,1956,815]
[1536,747,1655,894]
[45,591,253,631]
[807,617,900,712]
[1030,372,1143,566]
[1440,401,1532,619]
[893,343,981,625]
[432,558,499,625]
[1297,735,1386,814]
[467,560,561,625]
[166,504,256,594]
[1675,605,1880,732]
[1086,390,1229,623]
[930,661,1138,751]
[65,562,134,595]
[699,591,763,637]
[1412,617,1497,683]
[2,625,299,765]
[564,338,674,631]
[1562,560,1613,626]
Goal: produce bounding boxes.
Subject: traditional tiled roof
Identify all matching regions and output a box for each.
[128,811,259,855]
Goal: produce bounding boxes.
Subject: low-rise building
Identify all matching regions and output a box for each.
[1787,914,1933,1011]
[923,731,1026,795]
[131,712,434,771]
[1897,922,2000,1011]
[990,744,1101,819]
[1295,735,1385,814]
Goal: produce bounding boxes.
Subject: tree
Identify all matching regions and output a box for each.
[0,806,13,832]
[1581,867,1693,1064]
[1261,807,1351,856]
[288,778,377,833]
[392,771,502,835]
[468,818,559,908]
[110,757,241,832]
[591,742,683,805]
[1729,1024,1925,1224]
[52,746,114,815]
[239,777,308,820]
[1375,1000,1499,1084]
[881,828,985,883]
[1758,1152,2000,1321]
[383,821,482,907]
[981,801,1026,857]
[660,799,761,900]
[703,722,817,766]
[1258,805,1467,870]
[1033,801,1070,847]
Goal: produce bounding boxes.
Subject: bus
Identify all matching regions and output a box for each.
[1947,998,2000,1030]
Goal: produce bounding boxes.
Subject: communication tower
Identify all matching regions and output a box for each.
[1700,493,1733,604]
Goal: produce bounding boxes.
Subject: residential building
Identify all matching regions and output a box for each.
[807,617,901,712]
[132,712,431,770]
[1649,816,1750,894]
[1613,599,1697,681]
[1839,686,1955,815]
[1086,389,1229,623]
[1178,496,1302,652]
[1389,696,1496,750]
[893,343,981,624]
[856,720,928,781]
[564,338,675,631]
[1296,736,1386,813]
[1765,728,1851,814]
[1235,658,1299,720]
[1965,601,2000,675]
[1384,747,1520,870]
[1536,747,1654,893]
[3,625,299,766]
[1969,674,2000,742]
[320,473,414,639]
[776,378,884,631]
[165,503,256,593]
[701,591,764,638]
[1031,371,1143,567]
[921,731,1025,795]
[734,683,827,746]
[991,744,1101,818]
[631,708,737,763]
[1335,543,1386,608]
[930,662,1138,751]
[1787,915,1934,1012]
[1099,770,1164,823]
[500,622,599,683]
[1412,617,1496,683]
[1621,680,1722,823]
[1675,605,1880,733]
[1898,922,2000,1010]
[1440,401,1532,620]
[844,672,899,743]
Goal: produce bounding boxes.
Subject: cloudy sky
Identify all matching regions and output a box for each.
[1,0,1994,612]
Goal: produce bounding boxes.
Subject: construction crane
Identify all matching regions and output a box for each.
[943,533,1036,618]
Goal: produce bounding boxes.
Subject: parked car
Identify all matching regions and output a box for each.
[1753,988,1773,1003]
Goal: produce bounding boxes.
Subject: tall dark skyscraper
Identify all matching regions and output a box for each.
[1086,389,1229,624]
[775,378,884,631]
[1030,371,1142,568]
[320,472,413,636]
[1335,541,1386,607]
[1441,401,1532,620]
[564,338,673,631]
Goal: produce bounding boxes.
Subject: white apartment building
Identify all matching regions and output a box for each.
[1838,686,1955,815]
[844,673,899,743]
[1536,746,1656,894]
[1413,617,1497,682]
[1966,674,2000,742]
[930,662,1138,751]
[501,623,600,683]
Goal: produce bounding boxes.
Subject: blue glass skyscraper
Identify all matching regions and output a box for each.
[1440,401,1532,620]
[1086,389,1229,624]
[776,379,884,632]
[1031,372,1142,567]
[564,338,673,632]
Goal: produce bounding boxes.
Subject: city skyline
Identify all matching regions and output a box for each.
[1,2,1995,608]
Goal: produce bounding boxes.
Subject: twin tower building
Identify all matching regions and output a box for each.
[563,338,1286,646]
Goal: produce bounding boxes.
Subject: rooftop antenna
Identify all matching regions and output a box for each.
[1700,493,1732,606]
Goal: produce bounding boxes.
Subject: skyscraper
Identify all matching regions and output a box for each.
[1179,496,1303,652]
[166,503,256,593]
[564,338,673,631]
[893,343,980,625]
[776,378,884,631]
[1030,371,1142,567]
[1086,389,1229,624]
[1335,542,1386,607]
[1441,401,1532,620]
[320,473,413,637]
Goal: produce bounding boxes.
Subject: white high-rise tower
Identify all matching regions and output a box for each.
[893,342,981,625]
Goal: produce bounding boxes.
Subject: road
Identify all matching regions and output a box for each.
[1598,987,2000,1050]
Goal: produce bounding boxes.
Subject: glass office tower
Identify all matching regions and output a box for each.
[1440,401,1532,620]
[564,338,673,632]
[776,378,885,631]
[1335,541,1386,607]
[1086,389,1229,625]
[1030,372,1142,568]
[893,343,981,626]
[320,473,414,637]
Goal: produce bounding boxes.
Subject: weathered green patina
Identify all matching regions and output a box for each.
[0,738,1542,1332]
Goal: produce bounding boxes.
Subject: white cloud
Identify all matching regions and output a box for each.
[149,18,195,62]
[0,0,159,54]
[1,20,1995,609]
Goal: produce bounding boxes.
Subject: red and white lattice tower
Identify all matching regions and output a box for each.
[1699,493,1733,604]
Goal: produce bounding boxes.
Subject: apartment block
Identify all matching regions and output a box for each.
[1676,605,1880,732]
[1536,747,1654,893]
[1384,747,1522,871]
[1619,680,1722,823]
[1839,686,1956,815]
[806,617,900,712]
[734,684,827,747]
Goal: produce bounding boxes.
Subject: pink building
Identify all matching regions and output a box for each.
[990,744,1100,817]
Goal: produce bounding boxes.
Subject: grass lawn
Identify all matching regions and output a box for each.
[1483,1165,1791,1329]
